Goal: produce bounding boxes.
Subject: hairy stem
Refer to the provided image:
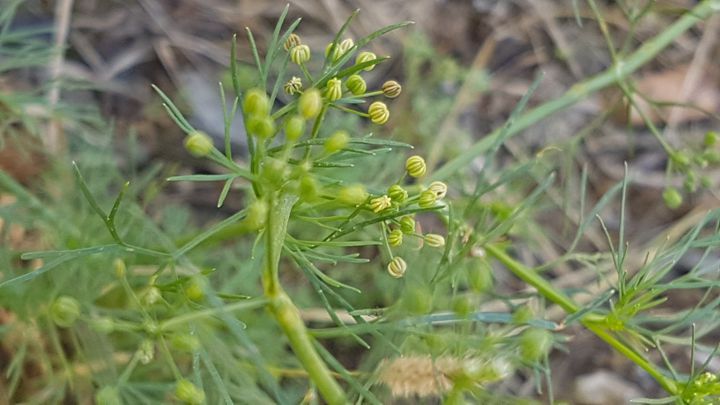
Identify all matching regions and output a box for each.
[263,193,347,404]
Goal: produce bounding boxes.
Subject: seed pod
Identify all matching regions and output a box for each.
[284,33,301,51]
[356,51,377,71]
[324,77,343,102]
[337,184,369,206]
[50,296,80,328]
[369,195,392,213]
[519,328,553,363]
[290,44,311,65]
[175,379,205,405]
[95,386,121,405]
[368,101,389,125]
[184,131,214,157]
[284,114,305,141]
[663,187,683,209]
[387,256,407,278]
[424,233,445,248]
[387,184,408,203]
[283,76,303,95]
[399,216,416,234]
[405,155,427,178]
[388,229,403,247]
[242,88,270,116]
[324,130,349,153]
[346,74,367,95]
[418,189,437,208]
[382,80,402,98]
[428,181,447,199]
[298,88,322,119]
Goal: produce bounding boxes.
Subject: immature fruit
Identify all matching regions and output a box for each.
[356,51,377,71]
[518,328,553,363]
[368,101,389,125]
[346,74,367,95]
[95,386,121,405]
[171,334,200,353]
[418,189,437,208]
[387,184,408,203]
[184,131,214,157]
[284,114,305,141]
[382,80,402,98]
[704,131,718,147]
[388,229,403,246]
[175,379,205,404]
[244,199,269,230]
[467,259,493,293]
[247,115,275,138]
[324,130,349,153]
[90,317,115,334]
[298,88,322,119]
[325,77,343,102]
[387,256,407,278]
[663,187,683,209]
[337,184,369,206]
[50,296,80,328]
[242,88,270,116]
[399,216,416,234]
[299,175,320,201]
[290,44,311,65]
[185,277,205,302]
[405,155,427,178]
[402,286,432,314]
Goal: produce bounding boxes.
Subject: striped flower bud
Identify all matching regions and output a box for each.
[424,234,445,248]
[399,216,416,234]
[290,44,311,65]
[284,114,305,141]
[325,43,341,61]
[175,379,205,405]
[368,101,389,125]
[298,88,322,119]
[387,256,407,278]
[369,195,392,213]
[428,181,447,199]
[346,74,367,95]
[337,184,369,206]
[418,189,437,208]
[283,76,303,95]
[242,88,270,116]
[325,77,343,102]
[356,51,377,71]
[184,131,214,157]
[405,155,427,178]
[387,184,408,203]
[50,296,80,328]
[388,229,403,247]
[113,258,126,279]
[339,38,355,54]
[382,80,402,98]
[284,33,301,51]
[324,130,349,153]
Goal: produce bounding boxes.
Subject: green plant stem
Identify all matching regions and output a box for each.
[262,193,347,405]
[431,1,716,180]
[484,244,678,395]
[159,297,268,331]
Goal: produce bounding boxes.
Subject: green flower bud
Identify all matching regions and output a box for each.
[284,33,301,51]
[368,101,389,125]
[519,328,553,363]
[423,233,445,248]
[283,76,303,95]
[387,256,407,278]
[299,175,320,201]
[684,172,698,193]
[338,38,354,55]
[369,195,392,213]
[290,44,311,65]
[244,199,269,230]
[337,184,369,206]
[704,131,718,147]
[325,43,341,61]
[247,115,276,138]
[50,296,80,328]
[90,317,115,334]
[670,151,691,168]
[402,286,433,314]
[298,88,322,119]
[175,379,205,405]
[355,51,377,71]
[95,386,121,405]
[262,157,288,186]
[137,339,154,364]
[512,307,534,324]
[242,88,270,116]
[428,181,448,199]
[184,131,214,157]
[387,184,408,203]
[388,229,403,247]
[324,130,349,153]
[171,334,200,353]
[381,80,402,98]
[399,216,416,234]
[418,189,437,208]
[324,77,343,102]
[142,286,162,306]
[185,277,205,302]
[701,175,712,188]
[346,74,367,95]
[405,155,427,178]
[467,259,493,293]
[663,187,683,209]
[284,114,305,141]
[113,258,126,279]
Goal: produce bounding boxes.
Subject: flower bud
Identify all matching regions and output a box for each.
[387,256,407,278]
[356,51,377,71]
[244,199,268,230]
[184,131,214,157]
[428,181,447,199]
[283,76,303,95]
[369,195,392,213]
[113,258,126,279]
[705,131,718,147]
[405,155,427,178]
[284,33,301,51]
[382,80,402,98]
[90,317,115,334]
[399,216,416,234]
[663,187,683,209]
[325,43,341,61]
[424,233,445,248]
[387,184,407,203]
[324,77,343,102]
[137,339,154,364]
[467,259,493,293]
[337,184,369,206]
[142,286,162,306]
[388,229,403,247]
[338,38,355,55]
[519,328,553,363]
[298,88,322,119]
[290,44,311,65]
[324,130,349,153]
[368,101,389,125]
[50,296,80,328]
[284,114,305,141]
[95,386,121,405]
[299,175,320,201]
[247,115,276,138]
[418,189,437,208]
[175,379,205,404]
[185,277,205,302]
[171,334,200,353]
[346,74,366,95]
[242,88,270,116]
